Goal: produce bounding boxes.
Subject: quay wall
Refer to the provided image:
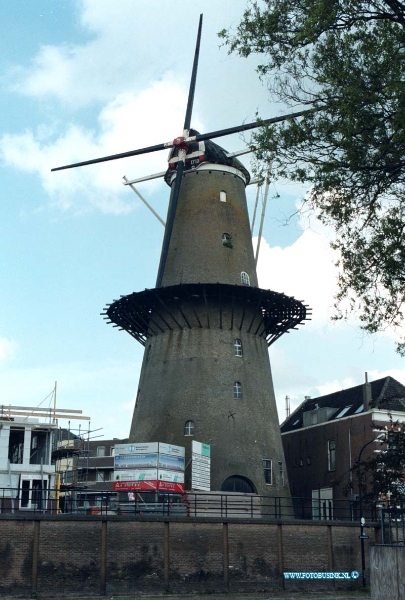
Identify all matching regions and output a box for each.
[0,515,379,597]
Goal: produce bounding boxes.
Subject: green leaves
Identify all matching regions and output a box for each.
[222,0,405,352]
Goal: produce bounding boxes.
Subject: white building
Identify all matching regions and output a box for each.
[0,414,57,510]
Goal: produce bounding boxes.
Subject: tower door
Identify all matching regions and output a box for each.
[221,475,256,494]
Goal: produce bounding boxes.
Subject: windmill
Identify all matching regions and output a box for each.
[52,15,311,500]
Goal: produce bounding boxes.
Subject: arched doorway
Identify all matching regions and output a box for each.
[220,475,257,494]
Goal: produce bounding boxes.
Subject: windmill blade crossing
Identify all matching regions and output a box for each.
[51,106,318,173]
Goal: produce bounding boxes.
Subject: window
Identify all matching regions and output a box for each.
[263,459,273,484]
[240,271,250,285]
[312,488,333,520]
[278,461,285,486]
[30,431,48,465]
[307,456,312,466]
[20,479,47,510]
[222,233,233,248]
[334,405,352,419]
[328,439,336,471]
[184,420,194,436]
[8,428,25,464]
[146,345,152,361]
[220,190,227,202]
[96,446,106,457]
[234,338,243,357]
[233,381,243,399]
[96,471,105,482]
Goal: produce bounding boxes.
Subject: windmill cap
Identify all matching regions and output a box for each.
[164,129,250,185]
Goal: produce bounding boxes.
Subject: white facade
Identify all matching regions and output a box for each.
[0,417,57,509]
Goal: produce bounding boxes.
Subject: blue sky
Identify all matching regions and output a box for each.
[1,0,404,440]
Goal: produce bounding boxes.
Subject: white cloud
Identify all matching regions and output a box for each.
[0,77,203,214]
[255,226,339,328]
[0,338,18,362]
[9,1,260,110]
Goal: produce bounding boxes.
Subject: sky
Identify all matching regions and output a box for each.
[1,0,404,441]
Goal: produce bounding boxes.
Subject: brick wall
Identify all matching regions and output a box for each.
[0,520,33,596]
[38,521,100,595]
[0,515,376,596]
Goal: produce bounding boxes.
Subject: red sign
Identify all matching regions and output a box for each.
[113,480,157,491]
[157,480,185,492]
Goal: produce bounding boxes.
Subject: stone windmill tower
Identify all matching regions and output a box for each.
[53,16,310,497]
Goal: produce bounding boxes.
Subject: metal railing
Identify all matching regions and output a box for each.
[0,486,390,520]
[380,506,405,544]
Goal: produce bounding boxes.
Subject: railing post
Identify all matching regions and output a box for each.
[164,521,170,590]
[100,520,107,596]
[223,522,229,590]
[277,523,284,589]
[327,525,333,572]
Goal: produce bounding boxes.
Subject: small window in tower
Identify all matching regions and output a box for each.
[263,459,273,484]
[240,271,250,286]
[184,420,194,436]
[222,233,233,248]
[146,345,152,361]
[220,190,227,202]
[234,339,243,357]
[233,381,243,399]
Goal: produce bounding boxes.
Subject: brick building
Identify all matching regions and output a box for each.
[281,375,405,519]
[54,436,128,512]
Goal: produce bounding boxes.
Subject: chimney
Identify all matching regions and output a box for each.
[363,371,372,410]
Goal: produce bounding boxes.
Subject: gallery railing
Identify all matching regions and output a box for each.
[0,486,398,521]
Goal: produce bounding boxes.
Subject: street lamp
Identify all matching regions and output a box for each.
[357,433,386,587]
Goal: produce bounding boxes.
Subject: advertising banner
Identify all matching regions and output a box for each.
[192,440,211,491]
[113,442,186,493]
[158,469,184,484]
[113,480,157,491]
[114,469,158,481]
[114,453,158,470]
[114,442,159,455]
[157,480,185,492]
[158,442,185,457]
[158,453,185,472]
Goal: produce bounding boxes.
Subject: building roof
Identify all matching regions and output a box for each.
[281,376,405,433]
